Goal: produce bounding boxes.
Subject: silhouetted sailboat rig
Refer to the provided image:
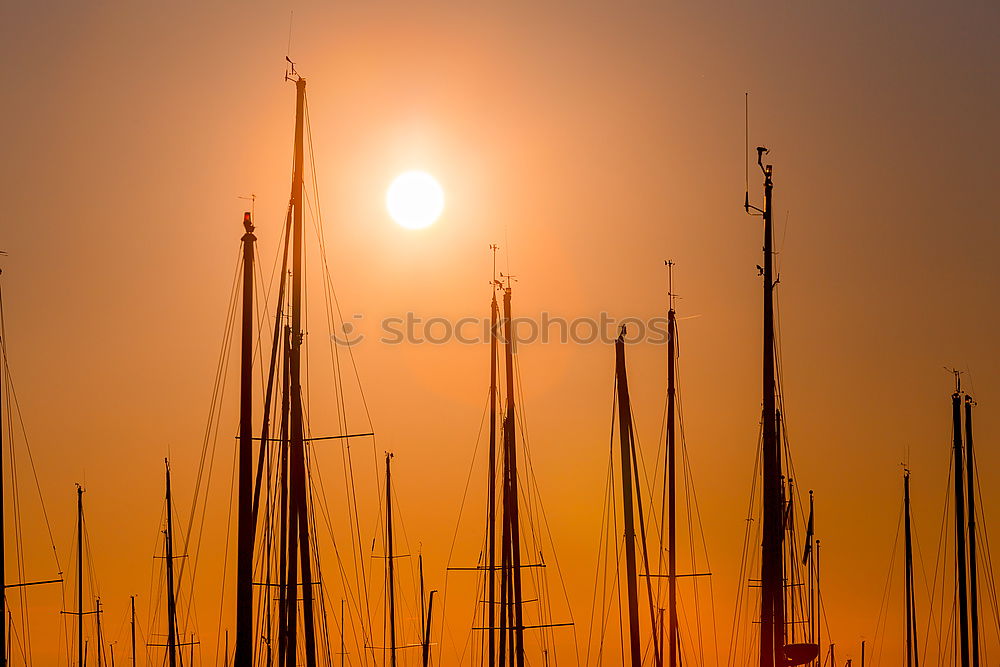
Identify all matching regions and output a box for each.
[738,147,819,667]
[447,261,575,666]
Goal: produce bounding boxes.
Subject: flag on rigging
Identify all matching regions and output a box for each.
[802,501,814,565]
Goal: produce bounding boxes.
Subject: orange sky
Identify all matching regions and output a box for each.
[1,1,999,665]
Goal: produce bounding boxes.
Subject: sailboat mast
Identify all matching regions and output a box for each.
[420,550,436,667]
[277,325,291,667]
[952,386,970,667]
[236,210,256,667]
[614,328,642,667]
[0,298,4,667]
[756,148,785,667]
[423,590,437,667]
[286,73,318,667]
[96,599,104,667]
[386,453,397,667]
[488,267,499,667]
[903,471,917,667]
[130,596,136,667]
[165,461,178,667]
[501,286,524,667]
[964,395,979,667]
[78,485,85,667]
[666,263,678,667]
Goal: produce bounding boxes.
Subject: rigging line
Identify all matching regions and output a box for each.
[676,354,720,667]
[509,359,579,659]
[909,485,940,662]
[301,119,377,648]
[437,387,491,660]
[307,444,374,656]
[972,454,1000,637]
[209,444,238,667]
[180,245,242,555]
[871,497,904,666]
[923,445,953,663]
[304,451,336,663]
[679,425,705,664]
[6,373,33,657]
[303,101,372,441]
[589,447,615,664]
[627,400,663,549]
[0,289,62,573]
[588,384,619,666]
[727,427,763,667]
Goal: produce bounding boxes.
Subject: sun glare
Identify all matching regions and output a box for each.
[386,171,444,229]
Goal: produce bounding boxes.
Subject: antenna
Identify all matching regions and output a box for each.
[757,146,769,173]
[238,194,256,218]
[664,259,676,311]
[284,55,300,82]
[944,367,964,393]
[490,244,499,283]
[744,135,767,217]
[745,92,749,211]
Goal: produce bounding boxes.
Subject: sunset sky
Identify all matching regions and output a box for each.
[1,1,999,665]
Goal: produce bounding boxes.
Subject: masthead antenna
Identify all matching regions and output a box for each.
[490,244,499,284]
[284,55,301,82]
[745,92,749,212]
[745,145,769,216]
[238,194,256,218]
[664,259,676,311]
[944,367,964,394]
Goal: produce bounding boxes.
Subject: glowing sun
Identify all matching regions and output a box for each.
[386,171,444,229]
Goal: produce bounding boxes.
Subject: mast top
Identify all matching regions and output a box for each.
[497,271,516,291]
[664,259,676,312]
[490,244,500,287]
[945,367,964,395]
[243,212,254,234]
[757,146,772,180]
[744,147,770,216]
[284,56,304,83]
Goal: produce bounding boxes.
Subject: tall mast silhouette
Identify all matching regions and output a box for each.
[386,453,397,667]
[665,261,678,667]
[614,327,642,667]
[164,460,179,667]
[951,377,970,667]
[499,283,525,667]
[903,470,918,667]
[130,596,136,667]
[964,395,980,667]
[0,289,4,667]
[235,208,256,666]
[77,486,85,667]
[487,247,499,667]
[281,69,318,667]
[747,146,784,667]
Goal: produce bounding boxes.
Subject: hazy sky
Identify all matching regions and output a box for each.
[1,1,999,665]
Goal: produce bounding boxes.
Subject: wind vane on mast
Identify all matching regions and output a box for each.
[664,259,677,310]
[238,194,256,218]
[745,147,769,216]
[285,55,300,82]
[945,367,964,393]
